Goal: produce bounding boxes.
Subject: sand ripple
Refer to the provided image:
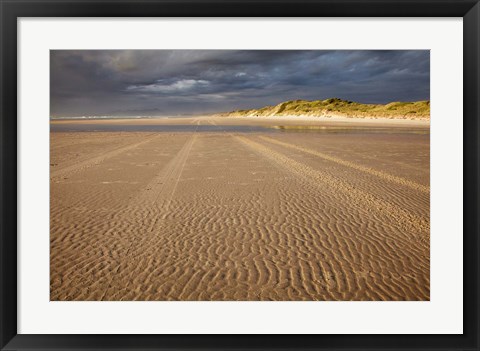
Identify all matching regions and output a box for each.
[50,130,429,301]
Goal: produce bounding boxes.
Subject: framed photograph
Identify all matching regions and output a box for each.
[1,0,478,350]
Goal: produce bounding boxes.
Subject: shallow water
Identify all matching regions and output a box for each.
[50,124,272,133]
[51,123,429,135]
[272,125,430,135]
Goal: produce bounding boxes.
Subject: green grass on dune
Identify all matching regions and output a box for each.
[221,98,430,119]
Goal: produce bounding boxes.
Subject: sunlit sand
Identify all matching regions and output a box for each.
[50,116,429,301]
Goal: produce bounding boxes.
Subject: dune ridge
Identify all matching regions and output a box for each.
[219,98,430,120]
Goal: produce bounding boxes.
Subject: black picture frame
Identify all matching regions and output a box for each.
[1,0,478,350]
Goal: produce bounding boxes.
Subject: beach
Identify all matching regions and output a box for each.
[50,116,430,301]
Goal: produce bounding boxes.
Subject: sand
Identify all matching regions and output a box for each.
[50,116,430,301]
[52,114,430,127]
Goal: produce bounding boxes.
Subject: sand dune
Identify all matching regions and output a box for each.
[50,119,429,301]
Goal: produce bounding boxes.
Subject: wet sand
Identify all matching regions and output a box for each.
[52,114,430,128]
[50,116,430,301]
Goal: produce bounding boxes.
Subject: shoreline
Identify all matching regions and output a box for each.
[217,114,430,127]
[51,114,430,129]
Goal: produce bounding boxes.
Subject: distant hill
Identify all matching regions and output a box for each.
[219,98,430,120]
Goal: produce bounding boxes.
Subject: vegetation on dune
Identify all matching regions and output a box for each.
[219,98,430,120]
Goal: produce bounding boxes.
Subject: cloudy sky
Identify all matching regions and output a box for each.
[50,50,429,117]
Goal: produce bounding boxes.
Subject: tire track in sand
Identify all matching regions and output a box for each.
[99,134,197,300]
[51,133,158,180]
[50,138,191,291]
[131,134,197,230]
[259,136,429,194]
[290,137,430,175]
[236,136,429,236]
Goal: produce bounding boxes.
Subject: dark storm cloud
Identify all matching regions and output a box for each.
[50,50,429,117]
